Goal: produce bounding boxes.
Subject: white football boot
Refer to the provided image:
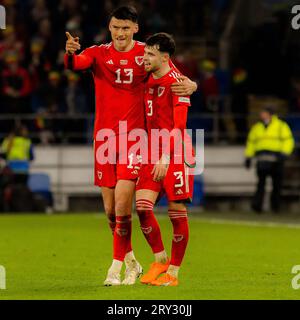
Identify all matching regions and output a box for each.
[122,260,143,285]
[103,270,121,286]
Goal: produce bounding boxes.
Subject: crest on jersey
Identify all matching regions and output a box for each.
[149,88,154,95]
[158,87,165,97]
[120,60,128,65]
[97,171,102,180]
[135,56,144,66]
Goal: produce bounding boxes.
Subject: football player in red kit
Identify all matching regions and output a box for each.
[136,33,195,286]
[64,6,197,286]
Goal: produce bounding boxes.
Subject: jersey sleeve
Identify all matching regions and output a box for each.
[167,91,190,157]
[64,46,97,70]
[172,94,191,108]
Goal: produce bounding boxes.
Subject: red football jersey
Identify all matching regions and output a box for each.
[145,68,191,131]
[66,41,147,137]
[144,68,191,161]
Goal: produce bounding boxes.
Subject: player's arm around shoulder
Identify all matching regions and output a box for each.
[64,31,96,70]
[170,75,198,96]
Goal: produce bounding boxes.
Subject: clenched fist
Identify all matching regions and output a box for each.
[65,31,81,55]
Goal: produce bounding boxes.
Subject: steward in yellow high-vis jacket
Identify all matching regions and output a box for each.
[244,107,294,213]
[1,125,34,185]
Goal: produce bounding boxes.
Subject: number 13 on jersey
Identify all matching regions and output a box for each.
[115,68,133,84]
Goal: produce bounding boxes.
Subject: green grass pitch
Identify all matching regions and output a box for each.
[0,213,300,300]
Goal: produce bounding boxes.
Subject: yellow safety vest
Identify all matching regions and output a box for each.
[1,136,32,161]
[245,115,295,158]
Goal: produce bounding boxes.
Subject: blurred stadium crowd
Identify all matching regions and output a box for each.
[1,0,300,145]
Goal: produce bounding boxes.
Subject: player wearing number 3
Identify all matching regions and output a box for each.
[136,33,195,286]
[64,6,197,286]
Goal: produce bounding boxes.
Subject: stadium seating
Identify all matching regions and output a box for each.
[28,173,53,207]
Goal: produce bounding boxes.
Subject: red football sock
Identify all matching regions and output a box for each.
[136,199,165,254]
[113,215,132,261]
[108,213,132,254]
[168,209,189,266]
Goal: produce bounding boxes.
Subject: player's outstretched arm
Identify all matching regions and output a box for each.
[171,76,198,96]
[64,31,93,70]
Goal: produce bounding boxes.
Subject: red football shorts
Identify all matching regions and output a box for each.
[136,161,194,203]
[94,136,142,188]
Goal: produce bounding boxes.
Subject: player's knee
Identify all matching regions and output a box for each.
[115,200,131,216]
[104,205,115,219]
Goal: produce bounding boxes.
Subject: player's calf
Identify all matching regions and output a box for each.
[136,199,165,256]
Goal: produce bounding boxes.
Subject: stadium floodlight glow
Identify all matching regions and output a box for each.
[0,265,6,290]
[0,5,6,29]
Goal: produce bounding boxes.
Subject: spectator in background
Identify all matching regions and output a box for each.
[65,71,87,115]
[33,71,66,143]
[36,70,65,113]
[64,71,88,143]
[1,52,32,114]
[244,106,295,213]
[30,0,50,24]
[1,124,34,186]
[28,38,51,91]
[199,59,219,111]
[0,25,24,63]
[231,67,249,142]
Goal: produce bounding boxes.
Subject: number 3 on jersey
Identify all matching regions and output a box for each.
[147,100,153,116]
[115,68,133,84]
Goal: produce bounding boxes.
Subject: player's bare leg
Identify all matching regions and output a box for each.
[115,180,142,285]
[136,189,169,284]
[102,186,121,286]
[101,187,116,235]
[102,182,141,285]
[151,201,188,287]
[104,180,142,285]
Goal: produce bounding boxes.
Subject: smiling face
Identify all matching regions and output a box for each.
[143,45,168,73]
[109,17,138,51]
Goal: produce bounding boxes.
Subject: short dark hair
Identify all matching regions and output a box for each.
[263,106,275,115]
[145,33,176,56]
[109,5,138,23]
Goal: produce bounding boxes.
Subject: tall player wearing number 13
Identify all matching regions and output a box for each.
[64,6,197,286]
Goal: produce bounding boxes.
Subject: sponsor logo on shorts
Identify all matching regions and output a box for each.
[141,226,152,234]
[173,234,184,242]
[176,189,184,195]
